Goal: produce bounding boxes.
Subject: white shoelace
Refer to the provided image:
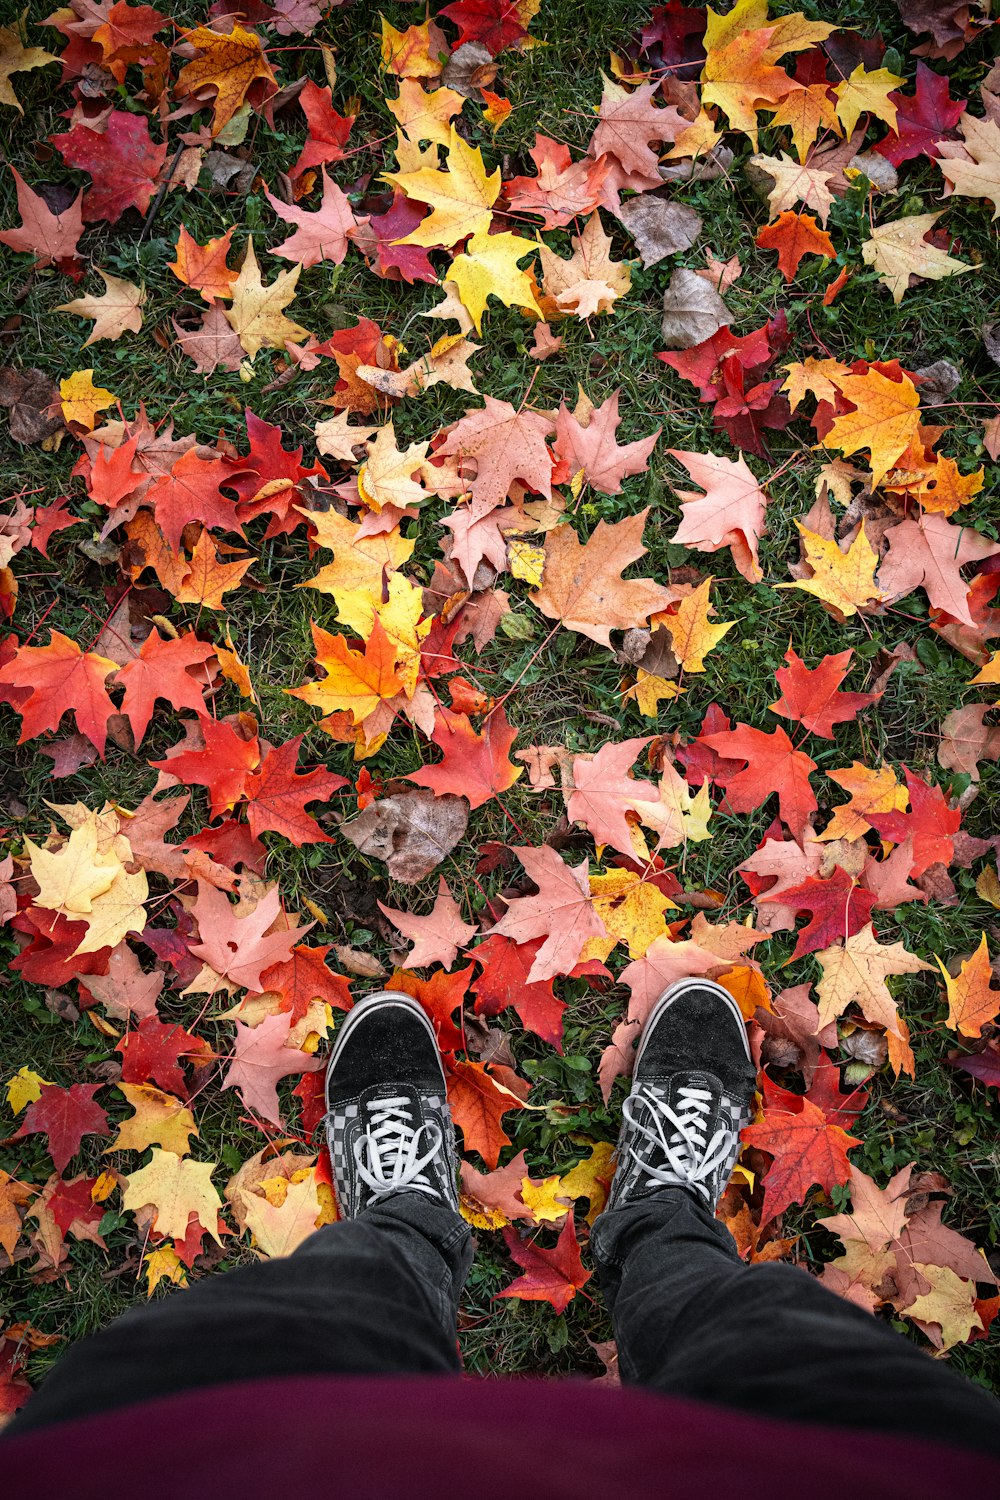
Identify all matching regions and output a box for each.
[624,1085,738,1201]
[354,1096,443,1202]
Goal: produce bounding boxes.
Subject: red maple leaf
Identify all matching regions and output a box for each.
[150,717,260,818]
[183,819,266,875]
[867,768,961,877]
[354,193,437,286]
[407,706,522,810]
[701,722,817,838]
[10,908,111,987]
[711,359,792,460]
[389,964,474,1054]
[115,1016,211,1096]
[446,1056,525,1168]
[496,1212,592,1312]
[257,943,353,1022]
[658,321,775,400]
[188,883,307,993]
[148,450,245,551]
[47,1174,105,1239]
[874,63,965,167]
[289,80,355,180]
[232,411,328,537]
[51,110,167,223]
[756,213,836,282]
[0,630,118,755]
[769,648,880,740]
[243,736,347,846]
[675,702,739,788]
[471,933,567,1051]
[31,496,83,557]
[115,628,215,747]
[82,435,146,510]
[14,1083,110,1174]
[761,866,878,961]
[292,1069,327,1135]
[742,1094,860,1223]
[439,0,528,54]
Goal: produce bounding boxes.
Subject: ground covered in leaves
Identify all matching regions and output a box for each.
[1,0,1000,1412]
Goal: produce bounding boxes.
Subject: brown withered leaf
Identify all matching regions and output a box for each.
[341,789,469,883]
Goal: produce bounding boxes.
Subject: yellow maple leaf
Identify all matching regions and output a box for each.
[861,212,971,306]
[822,369,922,485]
[26,813,122,919]
[781,356,852,410]
[386,78,462,147]
[834,64,904,137]
[298,508,414,599]
[384,125,500,248]
[380,16,444,80]
[778,521,881,619]
[60,369,115,430]
[448,228,541,332]
[555,1140,615,1224]
[769,79,842,163]
[288,618,405,724]
[225,238,309,361]
[56,270,145,346]
[0,14,57,113]
[902,1264,981,1351]
[519,1175,572,1224]
[122,1149,222,1243]
[659,577,735,673]
[590,867,675,958]
[245,1169,328,1257]
[72,865,148,956]
[5,1066,51,1114]
[144,1244,189,1297]
[624,668,685,716]
[815,924,931,1033]
[175,23,276,136]
[538,213,630,318]
[939,115,1000,220]
[357,422,430,513]
[818,762,908,842]
[109,1083,199,1157]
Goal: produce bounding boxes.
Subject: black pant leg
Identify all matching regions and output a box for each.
[10,1194,473,1433]
[591,1188,1000,1457]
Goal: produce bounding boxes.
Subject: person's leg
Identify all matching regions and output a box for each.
[10,991,472,1433]
[591,979,1000,1456]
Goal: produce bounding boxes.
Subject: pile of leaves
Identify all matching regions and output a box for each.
[1,0,999,1413]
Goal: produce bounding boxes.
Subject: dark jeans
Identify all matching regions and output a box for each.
[11,1188,1000,1453]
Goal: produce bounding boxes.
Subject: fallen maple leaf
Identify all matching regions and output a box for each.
[566,736,658,857]
[496,1212,592,1312]
[490,845,608,983]
[552,392,659,497]
[867,767,961,877]
[762,867,879,961]
[245,1169,325,1258]
[243,735,347,846]
[15,1083,109,1174]
[0,167,83,268]
[533,510,674,648]
[778,521,882,620]
[267,171,357,269]
[150,716,259,818]
[702,722,817,839]
[0,630,118,754]
[446,1057,524,1168]
[385,125,500,248]
[51,110,166,223]
[116,1015,207,1096]
[667,449,768,584]
[225,239,309,361]
[56,270,145,346]
[815,925,932,1033]
[114,627,215,747]
[168,224,238,302]
[939,114,1000,220]
[436,395,554,516]
[877,513,998,627]
[661,577,735,672]
[505,133,609,229]
[862,211,971,304]
[185,883,308,994]
[936,934,999,1038]
[471,933,568,1050]
[174,23,277,137]
[770,648,880,739]
[743,1094,861,1223]
[756,211,836,281]
[121,1148,222,1242]
[407,705,522,810]
[221,1011,323,1125]
[823,368,922,486]
[109,1082,198,1156]
[380,877,478,970]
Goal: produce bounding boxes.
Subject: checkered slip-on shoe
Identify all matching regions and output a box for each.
[603,978,758,1215]
[325,991,460,1218]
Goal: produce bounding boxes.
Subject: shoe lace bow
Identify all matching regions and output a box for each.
[354,1095,442,1201]
[624,1083,737,1200]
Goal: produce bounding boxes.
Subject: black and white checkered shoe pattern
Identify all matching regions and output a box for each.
[604,1073,751,1214]
[327,1083,460,1218]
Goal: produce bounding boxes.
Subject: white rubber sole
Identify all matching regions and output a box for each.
[634,977,753,1074]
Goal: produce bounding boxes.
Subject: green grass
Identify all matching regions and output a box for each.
[2,0,999,1395]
